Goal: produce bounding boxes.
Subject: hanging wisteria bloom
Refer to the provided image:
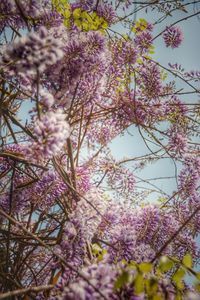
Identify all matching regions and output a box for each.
[97,203,196,262]
[60,261,118,300]
[178,155,200,199]
[96,3,117,25]
[27,109,70,159]
[0,26,63,75]
[168,126,188,157]
[0,0,23,31]
[163,26,183,48]
[40,89,55,109]
[0,0,58,31]
[45,30,109,104]
[134,30,153,53]
[72,188,109,240]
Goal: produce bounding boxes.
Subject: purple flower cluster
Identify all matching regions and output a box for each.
[96,3,117,25]
[71,188,109,241]
[23,170,68,207]
[177,194,200,235]
[0,144,27,172]
[27,109,70,159]
[61,261,117,300]
[178,155,200,199]
[136,61,162,99]
[134,31,153,53]
[45,30,109,105]
[111,40,137,67]
[70,165,92,193]
[86,118,121,145]
[0,169,68,213]
[106,164,136,201]
[165,97,188,118]
[40,90,55,109]
[75,0,95,11]
[1,26,63,76]
[184,70,200,80]
[97,204,196,262]
[55,218,87,279]
[51,188,109,287]
[168,126,188,157]
[0,0,24,31]
[0,0,61,31]
[163,26,183,49]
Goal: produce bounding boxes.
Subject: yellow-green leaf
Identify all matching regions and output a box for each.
[182,253,192,268]
[195,283,200,293]
[73,8,82,19]
[134,273,144,294]
[159,256,174,273]
[195,272,200,281]
[152,294,164,300]
[146,277,158,296]
[91,243,102,255]
[172,267,186,289]
[175,291,182,300]
[139,262,152,273]
[114,271,129,290]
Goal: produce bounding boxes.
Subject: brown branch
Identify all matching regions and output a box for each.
[5,164,16,274]
[67,138,76,189]
[0,209,110,300]
[0,284,54,299]
[153,10,200,41]
[0,152,48,171]
[5,110,36,140]
[14,0,31,31]
[144,57,199,93]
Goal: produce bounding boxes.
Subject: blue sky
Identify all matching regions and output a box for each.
[109,2,200,201]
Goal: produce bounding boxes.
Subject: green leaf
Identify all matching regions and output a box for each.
[128,261,137,270]
[145,277,158,296]
[173,267,186,280]
[172,267,186,289]
[134,273,144,294]
[114,271,129,290]
[91,243,102,255]
[152,294,163,300]
[73,8,82,19]
[157,197,167,203]
[195,272,200,281]
[159,256,174,273]
[195,283,200,293]
[175,291,182,300]
[97,249,107,262]
[182,253,192,268]
[139,262,152,273]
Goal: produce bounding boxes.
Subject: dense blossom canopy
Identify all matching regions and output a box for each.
[0,0,200,299]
